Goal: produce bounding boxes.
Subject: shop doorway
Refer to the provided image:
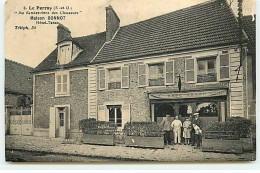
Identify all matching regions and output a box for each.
[154,103,175,122]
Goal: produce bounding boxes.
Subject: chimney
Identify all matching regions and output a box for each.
[106,5,120,42]
[57,24,72,44]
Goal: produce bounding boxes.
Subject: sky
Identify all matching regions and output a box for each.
[5,0,256,68]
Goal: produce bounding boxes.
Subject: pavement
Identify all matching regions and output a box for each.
[5,135,256,162]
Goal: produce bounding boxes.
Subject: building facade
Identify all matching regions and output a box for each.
[32,0,255,138]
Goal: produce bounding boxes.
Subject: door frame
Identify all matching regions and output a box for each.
[49,104,70,138]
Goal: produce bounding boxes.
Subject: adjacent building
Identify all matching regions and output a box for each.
[5,59,33,108]
[5,59,33,135]
[32,0,255,138]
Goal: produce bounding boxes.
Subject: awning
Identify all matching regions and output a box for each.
[148,89,227,100]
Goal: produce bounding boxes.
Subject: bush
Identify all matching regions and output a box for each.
[124,122,163,137]
[204,117,252,138]
[79,118,117,135]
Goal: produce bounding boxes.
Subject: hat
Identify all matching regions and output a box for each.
[166,114,170,117]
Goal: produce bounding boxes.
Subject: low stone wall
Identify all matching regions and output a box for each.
[33,128,49,137]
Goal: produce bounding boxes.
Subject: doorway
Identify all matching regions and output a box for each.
[58,107,65,138]
[154,103,175,122]
[49,105,70,138]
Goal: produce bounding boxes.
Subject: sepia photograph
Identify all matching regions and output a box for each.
[3,0,256,163]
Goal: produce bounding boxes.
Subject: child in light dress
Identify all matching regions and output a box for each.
[183,118,192,145]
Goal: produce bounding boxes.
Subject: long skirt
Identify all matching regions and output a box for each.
[183,128,191,139]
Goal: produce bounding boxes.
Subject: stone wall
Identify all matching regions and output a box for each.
[34,69,88,130]
[96,59,231,122]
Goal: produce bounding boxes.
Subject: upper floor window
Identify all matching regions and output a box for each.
[197,57,217,83]
[57,43,72,65]
[99,66,129,90]
[148,63,165,86]
[55,71,70,97]
[108,68,121,90]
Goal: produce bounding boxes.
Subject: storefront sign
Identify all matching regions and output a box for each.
[149,90,227,100]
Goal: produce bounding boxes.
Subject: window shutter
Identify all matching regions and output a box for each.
[122,104,130,129]
[97,105,106,121]
[121,66,129,88]
[165,61,174,85]
[219,54,230,80]
[65,106,70,130]
[138,64,146,87]
[185,58,195,83]
[99,69,106,90]
[49,107,56,138]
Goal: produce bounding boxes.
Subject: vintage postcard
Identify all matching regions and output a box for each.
[4,0,256,163]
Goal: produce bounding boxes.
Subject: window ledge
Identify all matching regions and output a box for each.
[55,93,70,97]
[195,82,220,86]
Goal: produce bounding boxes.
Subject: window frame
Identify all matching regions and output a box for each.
[148,63,164,80]
[57,42,72,65]
[107,105,122,128]
[55,71,70,97]
[107,67,122,90]
[147,62,165,87]
[197,57,217,75]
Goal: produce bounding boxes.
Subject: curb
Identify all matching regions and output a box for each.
[5,148,156,162]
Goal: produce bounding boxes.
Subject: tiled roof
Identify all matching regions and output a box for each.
[242,15,256,54]
[33,32,106,72]
[5,59,33,95]
[93,0,241,63]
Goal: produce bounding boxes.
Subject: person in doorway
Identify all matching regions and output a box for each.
[183,118,192,145]
[194,113,203,130]
[160,114,172,145]
[190,114,196,146]
[171,115,182,144]
[193,124,202,149]
[193,112,203,147]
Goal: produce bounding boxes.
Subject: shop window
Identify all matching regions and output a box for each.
[108,68,121,90]
[196,102,218,117]
[108,105,122,127]
[197,57,217,83]
[148,63,165,86]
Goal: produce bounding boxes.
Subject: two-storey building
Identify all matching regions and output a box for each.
[32,0,255,138]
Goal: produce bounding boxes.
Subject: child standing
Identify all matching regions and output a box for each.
[183,118,192,145]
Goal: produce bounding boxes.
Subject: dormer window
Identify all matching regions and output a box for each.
[60,44,71,64]
[57,42,72,65]
[56,24,83,65]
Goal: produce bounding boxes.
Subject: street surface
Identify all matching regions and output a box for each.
[5,135,256,162]
[5,150,123,162]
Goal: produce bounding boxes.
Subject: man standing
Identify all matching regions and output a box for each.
[171,115,182,144]
[160,114,172,145]
[193,112,203,148]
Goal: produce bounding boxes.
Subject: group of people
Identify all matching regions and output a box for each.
[160,112,203,148]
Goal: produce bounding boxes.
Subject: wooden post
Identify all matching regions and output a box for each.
[5,105,13,135]
[220,102,226,122]
[151,104,155,122]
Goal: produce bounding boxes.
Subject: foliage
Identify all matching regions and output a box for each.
[204,117,252,138]
[124,122,163,137]
[79,118,117,135]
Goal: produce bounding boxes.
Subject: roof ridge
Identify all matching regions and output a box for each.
[5,59,33,69]
[119,0,219,29]
[73,31,106,39]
